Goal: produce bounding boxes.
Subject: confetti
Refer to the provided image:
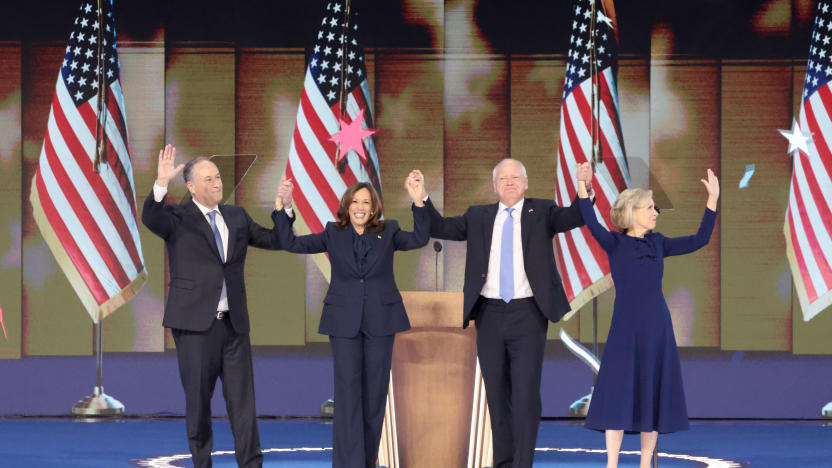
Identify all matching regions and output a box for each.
[738,164,755,189]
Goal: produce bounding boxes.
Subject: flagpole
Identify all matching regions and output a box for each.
[566,0,604,420]
[71,0,124,418]
[334,0,352,173]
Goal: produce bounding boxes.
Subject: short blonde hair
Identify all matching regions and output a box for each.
[610,188,653,233]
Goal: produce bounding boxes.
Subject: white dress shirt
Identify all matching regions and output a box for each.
[153,183,229,311]
[481,199,533,300]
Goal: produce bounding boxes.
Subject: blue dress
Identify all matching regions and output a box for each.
[579,197,717,434]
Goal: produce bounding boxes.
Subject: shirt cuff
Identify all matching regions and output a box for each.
[285,207,294,218]
[153,183,168,203]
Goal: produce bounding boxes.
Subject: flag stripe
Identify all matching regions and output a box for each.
[51,89,142,277]
[42,128,132,290]
[58,81,142,262]
[792,157,832,290]
[35,169,111,303]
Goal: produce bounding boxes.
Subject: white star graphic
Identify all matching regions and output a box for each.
[81,63,90,73]
[80,18,89,27]
[778,119,812,156]
[311,58,318,68]
[333,3,342,13]
[329,76,338,86]
[597,11,614,28]
[330,17,338,28]
[327,32,335,41]
[327,90,336,100]
[321,60,330,70]
[75,90,84,101]
[324,46,332,55]
[317,74,327,84]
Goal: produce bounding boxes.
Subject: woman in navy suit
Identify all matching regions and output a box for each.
[273,170,429,468]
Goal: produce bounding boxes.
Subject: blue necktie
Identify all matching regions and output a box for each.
[500,207,514,303]
[208,210,227,304]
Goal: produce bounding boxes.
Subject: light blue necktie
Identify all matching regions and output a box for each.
[208,210,228,304]
[500,207,514,303]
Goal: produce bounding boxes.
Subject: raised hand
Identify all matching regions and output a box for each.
[700,168,719,211]
[156,144,184,188]
[576,162,595,199]
[576,162,594,199]
[275,175,294,211]
[405,169,426,207]
[576,162,593,184]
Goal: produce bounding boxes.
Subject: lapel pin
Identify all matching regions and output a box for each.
[528,208,534,213]
[377,234,382,239]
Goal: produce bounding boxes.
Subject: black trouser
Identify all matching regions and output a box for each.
[172,316,262,468]
[329,333,395,468]
[475,297,548,468]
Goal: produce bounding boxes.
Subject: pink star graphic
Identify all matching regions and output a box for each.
[330,108,376,164]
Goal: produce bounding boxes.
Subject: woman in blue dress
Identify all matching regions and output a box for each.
[576,163,719,468]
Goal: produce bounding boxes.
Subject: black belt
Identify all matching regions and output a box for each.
[480,296,535,306]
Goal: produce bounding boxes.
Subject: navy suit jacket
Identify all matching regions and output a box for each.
[142,192,288,333]
[425,197,585,328]
[273,205,429,337]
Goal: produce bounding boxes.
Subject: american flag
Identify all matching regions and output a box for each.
[554,0,630,314]
[29,0,145,321]
[285,0,382,281]
[785,1,832,321]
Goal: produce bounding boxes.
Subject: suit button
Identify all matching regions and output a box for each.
[481,274,486,278]
[360,279,364,283]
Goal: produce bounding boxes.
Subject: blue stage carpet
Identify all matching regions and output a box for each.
[0,418,828,467]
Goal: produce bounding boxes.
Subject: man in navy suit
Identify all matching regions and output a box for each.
[142,145,290,468]
[422,159,593,468]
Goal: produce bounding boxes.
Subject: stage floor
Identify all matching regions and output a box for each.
[0,418,828,467]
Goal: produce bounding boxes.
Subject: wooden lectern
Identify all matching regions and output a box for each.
[377,291,493,468]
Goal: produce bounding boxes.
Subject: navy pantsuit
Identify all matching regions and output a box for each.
[425,197,584,468]
[273,204,429,467]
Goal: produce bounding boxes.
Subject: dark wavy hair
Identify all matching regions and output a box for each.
[335,182,386,232]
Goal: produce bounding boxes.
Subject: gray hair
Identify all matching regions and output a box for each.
[183,157,211,183]
[492,158,528,182]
